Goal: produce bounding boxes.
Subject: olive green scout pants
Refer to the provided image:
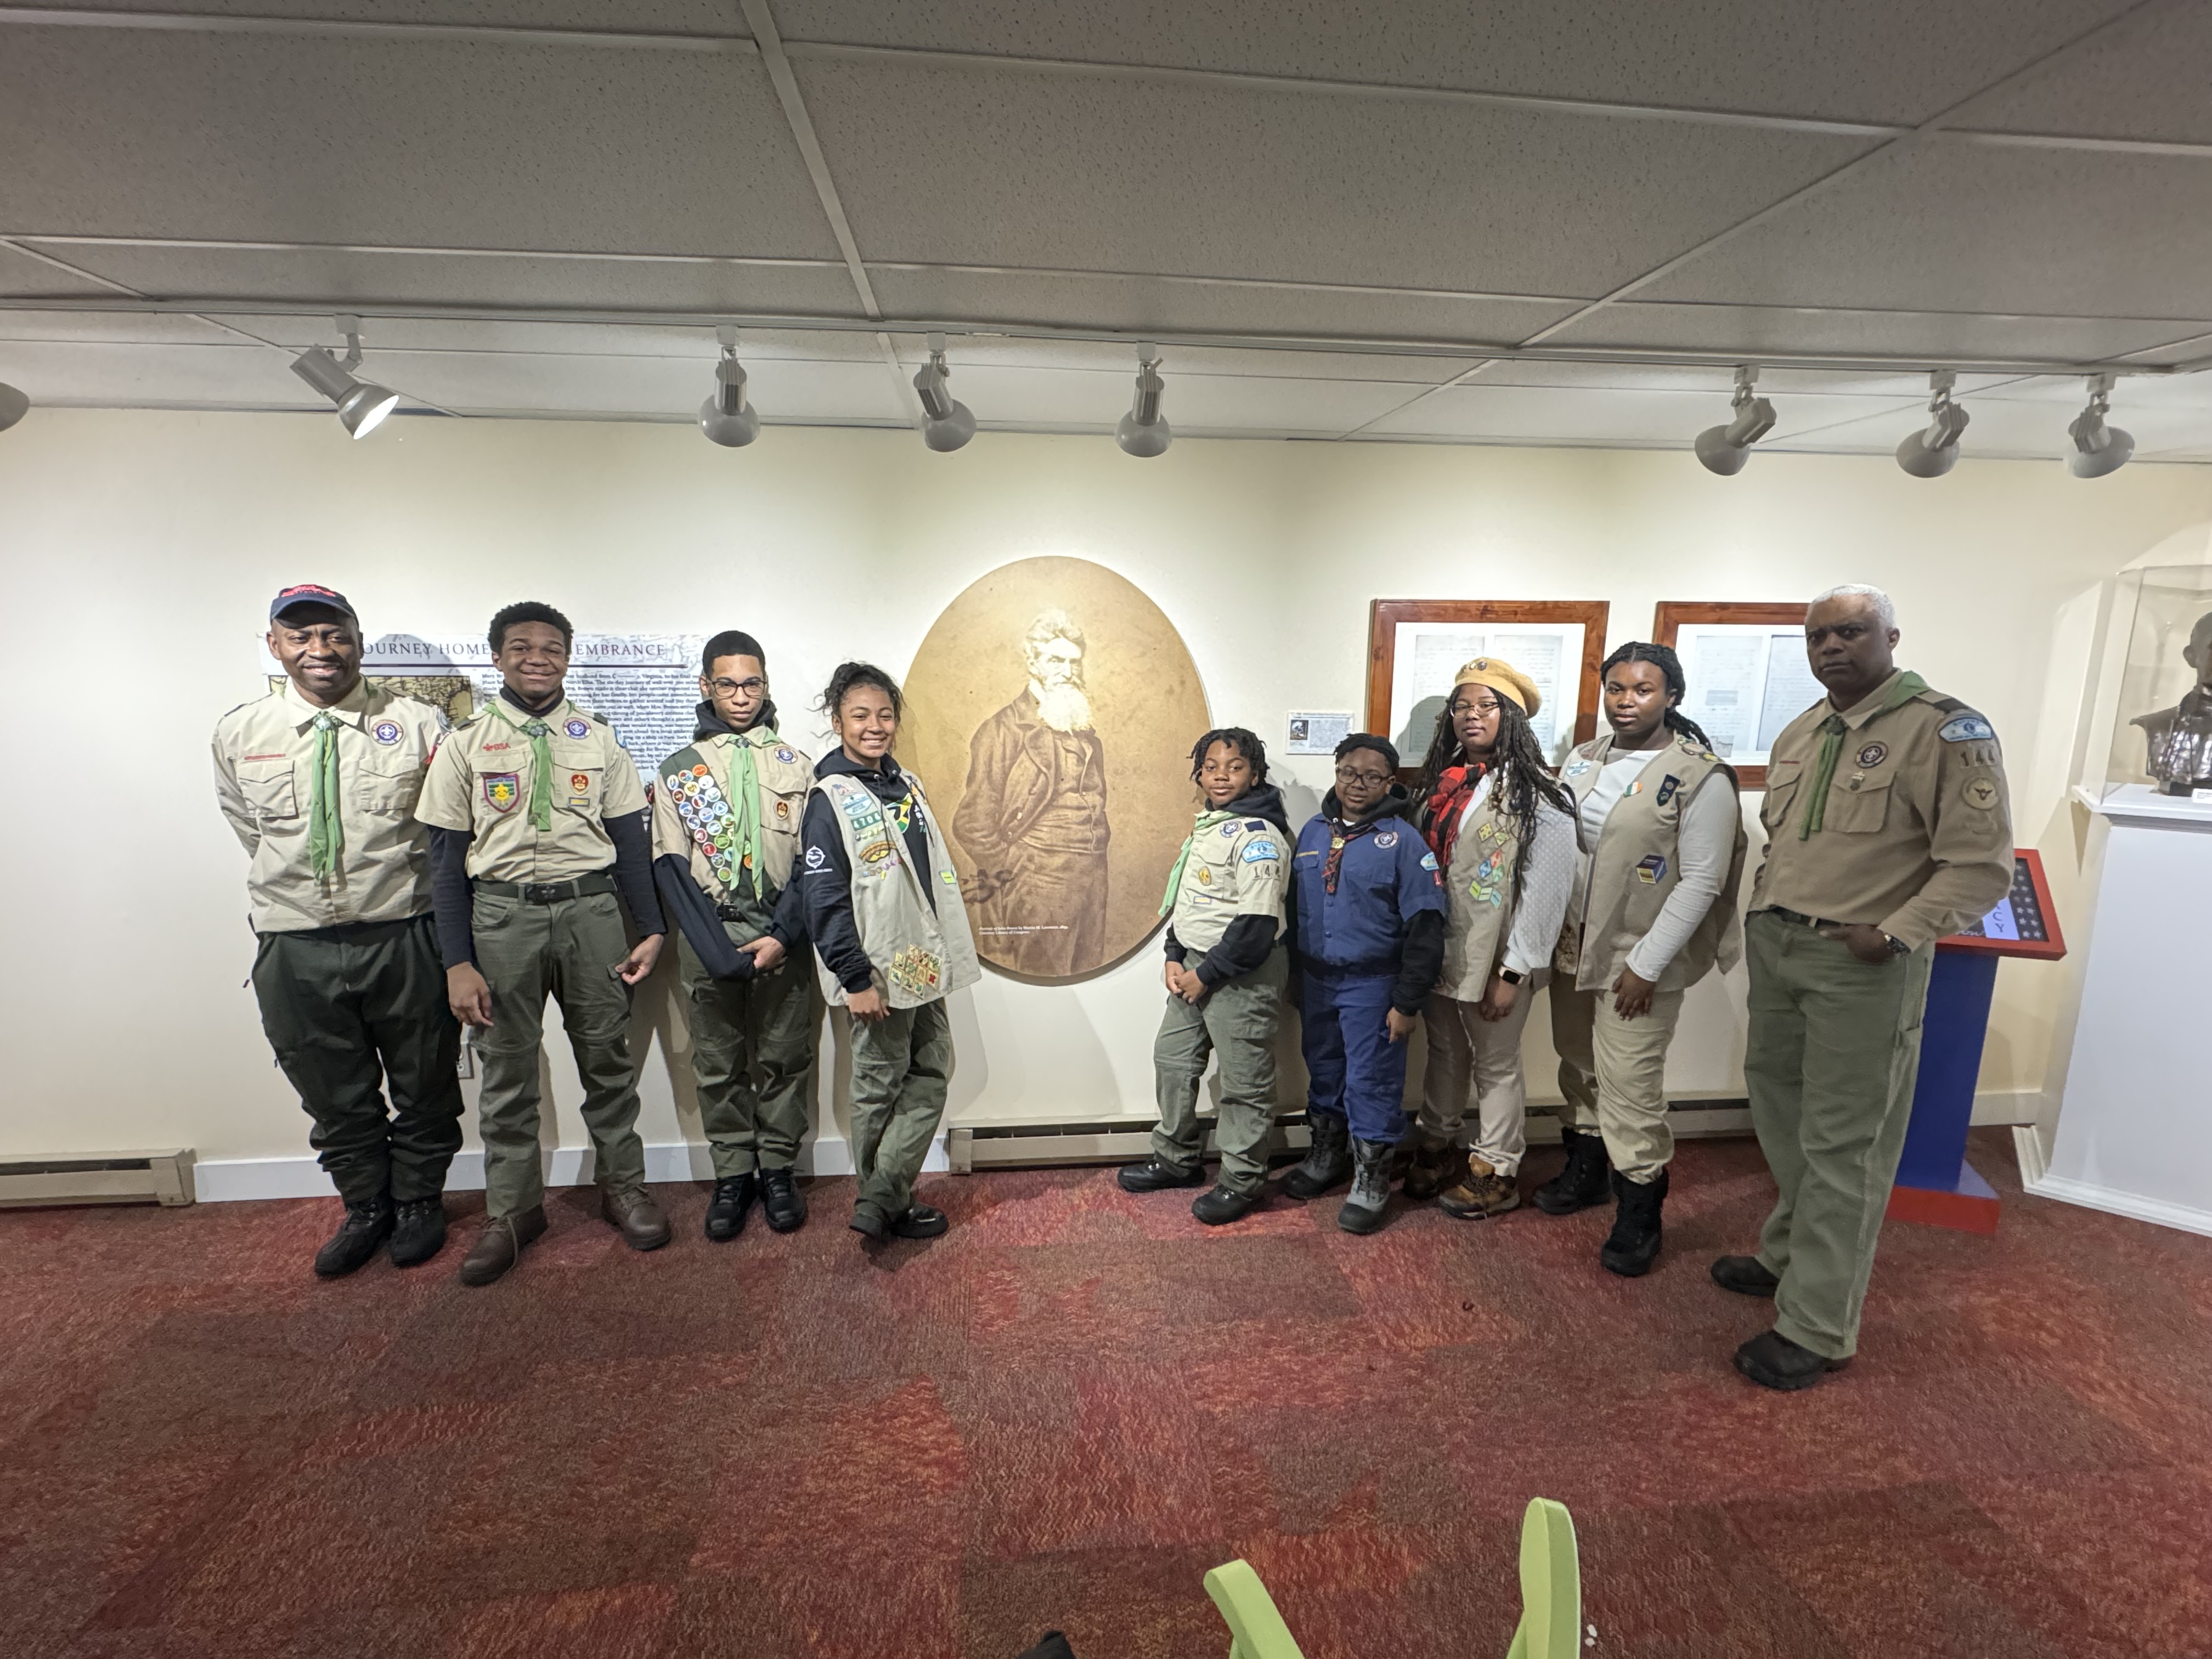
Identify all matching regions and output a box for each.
[1742,910,1934,1361]
[679,929,817,1176]
[472,887,648,1219]
[849,998,953,1223]
[253,912,463,1205]
[1152,945,1288,1195]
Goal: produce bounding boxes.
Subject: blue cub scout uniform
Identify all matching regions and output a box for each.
[1290,810,1447,1146]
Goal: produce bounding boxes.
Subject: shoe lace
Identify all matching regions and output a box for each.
[712,1175,751,1198]
[760,1167,794,1193]
[394,1198,439,1220]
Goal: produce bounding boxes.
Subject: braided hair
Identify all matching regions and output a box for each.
[1412,687,1577,907]
[1188,726,1268,784]
[1600,641,1718,753]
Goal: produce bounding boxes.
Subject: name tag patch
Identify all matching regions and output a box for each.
[1635,853,1668,885]
[1938,714,1995,743]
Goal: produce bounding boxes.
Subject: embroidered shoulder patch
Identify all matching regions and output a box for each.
[1419,851,1439,871]
[1242,838,1280,864]
[1938,713,1995,743]
[1374,830,1398,849]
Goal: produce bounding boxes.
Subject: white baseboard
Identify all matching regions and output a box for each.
[2011,1124,2051,1187]
[192,1132,950,1204]
[2021,1169,2212,1240]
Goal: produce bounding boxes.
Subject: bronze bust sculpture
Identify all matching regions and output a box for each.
[2133,610,2212,797]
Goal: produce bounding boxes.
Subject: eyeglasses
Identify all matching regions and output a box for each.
[1452,696,1503,716]
[708,677,768,697]
[1334,765,1393,787]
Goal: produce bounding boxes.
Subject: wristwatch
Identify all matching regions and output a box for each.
[1498,967,1527,986]
[1881,933,1910,958]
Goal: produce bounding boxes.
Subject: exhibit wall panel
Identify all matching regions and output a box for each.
[2,410,2205,1175]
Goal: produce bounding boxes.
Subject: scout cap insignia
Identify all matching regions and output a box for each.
[1857,742,1888,768]
[269,583,357,624]
[372,720,400,744]
[482,772,521,812]
[1452,654,1541,717]
[565,718,591,738]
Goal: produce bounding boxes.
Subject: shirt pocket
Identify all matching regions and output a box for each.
[238,759,298,820]
[357,757,425,816]
[1758,760,1803,836]
[1825,775,1892,834]
[561,766,603,814]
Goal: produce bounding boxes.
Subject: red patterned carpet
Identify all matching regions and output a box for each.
[4,1127,2210,1659]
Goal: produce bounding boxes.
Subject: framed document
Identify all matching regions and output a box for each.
[1367,600,1609,770]
[1652,602,1819,789]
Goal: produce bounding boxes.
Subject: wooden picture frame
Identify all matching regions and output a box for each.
[1365,599,1611,770]
[1650,601,1811,791]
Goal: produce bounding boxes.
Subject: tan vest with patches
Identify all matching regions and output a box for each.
[1555,733,1747,994]
[653,730,814,901]
[1435,787,1523,1001]
[811,770,981,1010]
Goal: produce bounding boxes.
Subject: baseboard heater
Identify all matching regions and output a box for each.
[946,1101,1751,1173]
[0,1149,198,1208]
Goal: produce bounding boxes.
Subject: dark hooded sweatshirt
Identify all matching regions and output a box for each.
[1163,781,1294,988]
[800,748,938,996]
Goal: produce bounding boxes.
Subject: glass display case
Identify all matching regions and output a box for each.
[2074,562,2212,817]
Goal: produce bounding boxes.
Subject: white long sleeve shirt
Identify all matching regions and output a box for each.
[1457,772,1580,980]
[1576,744,1736,981]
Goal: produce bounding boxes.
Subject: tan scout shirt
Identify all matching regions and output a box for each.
[1167,810,1288,955]
[212,678,443,933]
[414,695,646,882]
[1751,670,2013,949]
[650,729,814,913]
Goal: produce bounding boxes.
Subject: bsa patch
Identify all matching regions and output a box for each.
[569,772,590,792]
[1243,838,1280,863]
[1419,851,1439,871]
[1375,830,1398,849]
[1938,713,1996,744]
[1656,774,1681,806]
[775,747,795,764]
[564,719,591,738]
[1635,853,1668,885]
[371,720,401,744]
[1857,742,1888,768]
[889,945,943,998]
[1220,822,1240,838]
[481,772,521,813]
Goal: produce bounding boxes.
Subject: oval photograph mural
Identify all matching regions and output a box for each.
[903,556,1211,983]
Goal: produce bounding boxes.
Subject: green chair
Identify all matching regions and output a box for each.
[1203,1495,1581,1659]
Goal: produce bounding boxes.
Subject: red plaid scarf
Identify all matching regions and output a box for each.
[1420,762,1486,870]
[1321,813,1381,895]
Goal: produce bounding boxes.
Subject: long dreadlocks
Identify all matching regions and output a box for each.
[1412,686,1578,909]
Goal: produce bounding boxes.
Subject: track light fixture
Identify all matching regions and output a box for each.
[1694,365,1775,476]
[0,380,26,433]
[1116,343,1171,458]
[289,315,399,439]
[1895,370,1969,478]
[2067,373,2134,478]
[913,333,975,452]
[698,325,760,447]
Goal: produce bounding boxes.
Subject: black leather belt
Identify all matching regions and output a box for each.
[714,903,753,922]
[1762,905,1844,930]
[476,871,618,904]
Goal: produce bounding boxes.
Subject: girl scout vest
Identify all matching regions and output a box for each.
[810,769,981,1010]
[1435,786,1522,1001]
[657,729,812,902]
[1554,732,1747,994]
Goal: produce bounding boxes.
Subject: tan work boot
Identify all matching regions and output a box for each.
[602,1185,672,1251]
[1438,1156,1520,1220]
[459,1205,546,1286]
[1403,1140,1462,1201]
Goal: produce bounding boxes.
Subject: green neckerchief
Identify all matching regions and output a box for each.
[724,726,776,891]
[484,697,558,832]
[1159,808,1237,915]
[307,710,343,881]
[1799,670,1927,839]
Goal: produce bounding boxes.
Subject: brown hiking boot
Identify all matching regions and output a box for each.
[602,1186,672,1251]
[1403,1140,1463,1201]
[459,1205,546,1286]
[1438,1156,1520,1220]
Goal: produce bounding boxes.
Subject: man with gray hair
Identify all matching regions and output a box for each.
[953,609,1111,977]
[1714,584,2013,1390]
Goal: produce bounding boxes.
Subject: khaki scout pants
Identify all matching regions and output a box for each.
[1152,945,1286,1195]
[252,913,463,1205]
[472,888,648,1219]
[849,998,952,1222]
[1743,910,1934,1361]
[679,930,817,1176]
[1551,983,1688,1184]
[1417,989,1536,1177]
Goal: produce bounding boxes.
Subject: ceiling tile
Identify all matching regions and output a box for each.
[0,308,254,345]
[1458,358,2025,399]
[776,1,2141,125]
[211,315,888,360]
[44,1,745,29]
[1539,300,2208,365]
[1769,393,2212,460]
[0,339,325,409]
[893,360,1413,433]
[800,57,1877,297]
[866,264,1576,345]
[371,348,910,422]
[0,26,834,256]
[1954,3,2212,143]
[886,332,1478,385]
[0,244,115,298]
[1359,381,1904,444]
[18,244,864,317]
[1639,142,2212,321]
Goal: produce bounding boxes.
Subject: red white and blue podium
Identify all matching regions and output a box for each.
[1884,850,2066,1235]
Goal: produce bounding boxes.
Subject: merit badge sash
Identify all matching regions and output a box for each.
[662,748,744,892]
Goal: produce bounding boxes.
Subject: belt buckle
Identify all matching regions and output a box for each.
[524,883,564,903]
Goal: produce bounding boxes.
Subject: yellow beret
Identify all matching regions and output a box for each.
[1453,655,1541,718]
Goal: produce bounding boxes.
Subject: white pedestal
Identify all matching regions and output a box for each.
[2045,788,2212,1237]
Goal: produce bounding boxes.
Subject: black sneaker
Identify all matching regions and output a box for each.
[1710,1254,1781,1297]
[890,1204,948,1239]
[759,1166,806,1233]
[849,1205,888,1241]
[1734,1329,1850,1392]
[1533,1127,1612,1215]
[1118,1159,1204,1193]
[704,1172,758,1242]
[313,1198,394,1278]
[1282,1113,1352,1199]
[388,1197,448,1268]
[1192,1184,1262,1226]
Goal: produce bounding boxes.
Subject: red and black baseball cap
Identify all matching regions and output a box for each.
[269,583,358,624]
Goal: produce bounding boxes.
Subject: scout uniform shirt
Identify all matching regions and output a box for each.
[1289,809,1445,975]
[1752,670,2013,947]
[1163,808,1286,960]
[651,727,814,938]
[212,678,444,933]
[415,695,647,879]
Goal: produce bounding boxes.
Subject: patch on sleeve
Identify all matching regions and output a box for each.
[1242,837,1280,864]
[1938,713,1996,743]
[1961,770,2001,811]
[1419,851,1439,871]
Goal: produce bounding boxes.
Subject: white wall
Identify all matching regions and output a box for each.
[4,410,2206,1186]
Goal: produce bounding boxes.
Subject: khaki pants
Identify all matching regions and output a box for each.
[1152,945,1286,1195]
[849,998,953,1222]
[679,930,817,1175]
[471,887,648,1220]
[1550,983,1687,1184]
[1417,989,1535,1176]
[1743,910,1933,1361]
